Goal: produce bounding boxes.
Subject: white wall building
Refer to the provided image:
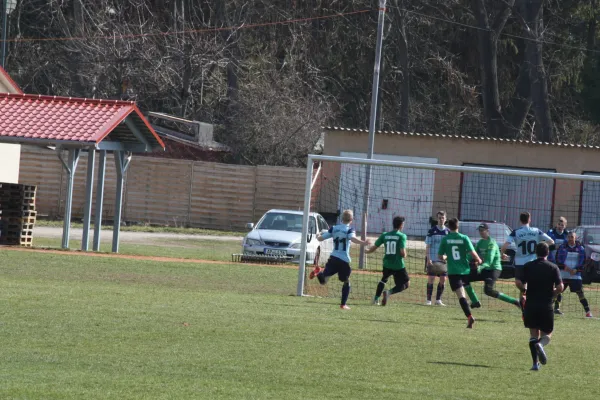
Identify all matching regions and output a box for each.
[0,66,22,184]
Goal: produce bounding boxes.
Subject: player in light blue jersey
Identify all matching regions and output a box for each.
[424,211,449,305]
[308,210,370,310]
[501,212,554,309]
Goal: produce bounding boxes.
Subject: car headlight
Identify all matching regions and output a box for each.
[591,252,600,262]
[245,238,263,246]
[289,242,301,249]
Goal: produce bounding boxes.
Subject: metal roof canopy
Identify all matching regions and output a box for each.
[0,93,166,253]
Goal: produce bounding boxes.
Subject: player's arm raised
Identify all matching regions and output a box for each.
[317,228,332,242]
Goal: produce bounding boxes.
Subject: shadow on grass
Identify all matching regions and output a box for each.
[427,361,493,369]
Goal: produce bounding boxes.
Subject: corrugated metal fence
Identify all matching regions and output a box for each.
[18,146,306,231]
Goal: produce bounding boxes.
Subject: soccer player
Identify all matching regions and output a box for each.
[424,211,449,306]
[366,216,409,306]
[516,243,563,371]
[471,223,520,307]
[438,218,482,328]
[547,217,569,263]
[554,231,593,318]
[501,212,554,285]
[547,217,569,314]
[308,210,370,310]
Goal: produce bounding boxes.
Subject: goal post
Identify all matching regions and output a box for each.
[297,154,600,314]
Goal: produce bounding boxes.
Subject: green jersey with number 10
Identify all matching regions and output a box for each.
[438,232,475,275]
[374,231,407,270]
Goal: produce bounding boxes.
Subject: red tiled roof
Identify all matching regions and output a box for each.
[0,93,164,149]
[0,66,22,94]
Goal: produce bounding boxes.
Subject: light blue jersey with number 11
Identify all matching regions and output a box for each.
[320,224,356,263]
[507,226,552,267]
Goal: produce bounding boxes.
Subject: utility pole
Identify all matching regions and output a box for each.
[1,0,8,68]
[359,0,387,268]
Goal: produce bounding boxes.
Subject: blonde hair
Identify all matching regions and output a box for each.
[341,209,354,224]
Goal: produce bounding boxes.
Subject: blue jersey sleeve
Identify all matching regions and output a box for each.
[347,228,356,239]
[507,230,516,243]
[320,227,333,240]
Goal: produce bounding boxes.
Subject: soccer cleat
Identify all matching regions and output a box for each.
[425,300,432,306]
[530,362,541,371]
[467,315,475,329]
[471,301,481,309]
[309,266,322,280]
[382,290,390,306]
[535,343,547,365]
[372,297,380,306]
[554,308,563,315]
[340,305,351,310]
[586,312,593,318]
[435,300,446,306]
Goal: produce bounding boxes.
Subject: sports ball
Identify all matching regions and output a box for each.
[429,261,447,275]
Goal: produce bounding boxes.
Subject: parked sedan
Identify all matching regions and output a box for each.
[572,226,600,284]
[242,209,332,264]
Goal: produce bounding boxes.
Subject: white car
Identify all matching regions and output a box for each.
[242,209,332,264]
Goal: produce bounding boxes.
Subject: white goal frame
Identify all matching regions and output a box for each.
[297,154,600,296]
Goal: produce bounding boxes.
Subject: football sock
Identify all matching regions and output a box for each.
[539,335,551,346]
[529,338,539,364]
[317,272,326,285]
[390,283,409,295]
[580,298,590,313]
[341,282,350,306]
[497,292,518,305]
[436,283,445,301]
[426,283,434,301]
[375,281,386,297]
[458,297,471,318]
[554,294,562,309]
[465,285,479,304]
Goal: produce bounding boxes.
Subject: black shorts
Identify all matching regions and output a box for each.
[471,268,501,283]
[382,268,410,286]
[323,256,352,282]
[448,274,471,292]
[524,303,554,334]
[514,266,525,281]
[425,260,448,277]
[563,279,583,292]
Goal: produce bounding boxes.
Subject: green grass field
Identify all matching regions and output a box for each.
[1,249,599,399]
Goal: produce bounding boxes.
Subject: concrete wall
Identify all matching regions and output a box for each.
[320,129,600,228]
[0,144,20,184]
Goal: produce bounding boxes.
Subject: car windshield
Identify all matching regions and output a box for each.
[580,228,600,245]
[257,212,306,232]
[461,223,511,242]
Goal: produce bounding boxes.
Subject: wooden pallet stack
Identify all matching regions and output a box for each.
[0,183,37,247]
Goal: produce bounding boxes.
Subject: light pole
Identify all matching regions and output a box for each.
[1,0,16,68]
[359,0,387,268]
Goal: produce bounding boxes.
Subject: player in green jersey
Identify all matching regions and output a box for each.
[366,216,409,306]
[471,223,520,307]
[438,218,482,328]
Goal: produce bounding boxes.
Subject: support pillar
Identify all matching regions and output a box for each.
[57,148,81,249]
[93,150,107,251]
[81,148,96,251]
[112,151,131,253]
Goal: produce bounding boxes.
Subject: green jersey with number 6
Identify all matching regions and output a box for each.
[374,231,407,270]
[438,232,475,275]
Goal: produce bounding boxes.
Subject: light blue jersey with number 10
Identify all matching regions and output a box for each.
[320,224,356,263]
[507,226,552,267]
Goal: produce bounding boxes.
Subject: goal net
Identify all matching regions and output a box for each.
[297,155,600,317]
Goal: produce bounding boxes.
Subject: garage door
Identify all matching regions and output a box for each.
[339,152,437,236]
[460,164,555,230]
[580,172,600,225]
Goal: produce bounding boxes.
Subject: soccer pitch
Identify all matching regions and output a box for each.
[1,250,599,399]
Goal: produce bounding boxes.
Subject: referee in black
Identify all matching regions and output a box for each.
[515,242,564,371]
